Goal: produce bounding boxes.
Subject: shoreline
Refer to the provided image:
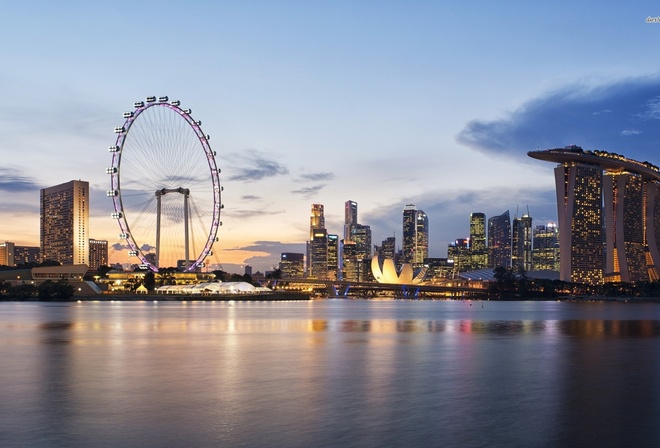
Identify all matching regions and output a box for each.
[4,294,660,303]
[0,291,312,302]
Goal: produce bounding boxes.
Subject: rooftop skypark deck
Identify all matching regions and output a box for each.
[528,145,660,181]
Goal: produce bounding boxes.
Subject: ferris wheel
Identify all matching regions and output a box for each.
[107,96,222,272]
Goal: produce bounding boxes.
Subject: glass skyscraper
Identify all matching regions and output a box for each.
[469,212,487,269]
[487,210,511,268]
[532,223,559,271]
[344,200,358,243]
[512,213,532,272]
[308,204,327,278]
[402,204,428,267]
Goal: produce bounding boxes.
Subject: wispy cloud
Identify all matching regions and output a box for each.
[225,149,289,182]
[241,195,262,201]
[228,240,306,252]
[456,75,660,162]
[224,209,284,219]
[291,184,325,198]
[0,168,41,193]
[298,172,335,182]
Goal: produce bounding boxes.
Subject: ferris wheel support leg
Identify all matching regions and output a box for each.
[184,191,190,271]
[156,191,162,269]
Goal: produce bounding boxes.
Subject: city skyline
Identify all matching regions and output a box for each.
[2,3,660,272]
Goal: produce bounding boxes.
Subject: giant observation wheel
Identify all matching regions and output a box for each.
[107,96,222,272]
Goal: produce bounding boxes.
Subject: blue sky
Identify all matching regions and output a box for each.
[2,1,660,272]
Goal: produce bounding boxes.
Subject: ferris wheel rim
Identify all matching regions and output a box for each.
[108,97,221,272]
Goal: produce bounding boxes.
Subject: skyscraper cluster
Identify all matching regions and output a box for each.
[529,145,660,284]
[290,201,429,281]
[304,201,373,281]
[447,210,558,274]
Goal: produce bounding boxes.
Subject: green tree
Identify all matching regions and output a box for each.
[38,279,75,301]
[144,271,156,291]
[97,265,113,278]
[212,270,229,282]
[5,283,36,300]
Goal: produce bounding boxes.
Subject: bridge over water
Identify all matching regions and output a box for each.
[270,278,488,299]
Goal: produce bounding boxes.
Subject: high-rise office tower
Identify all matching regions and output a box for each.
[351,224,372,280]
[307,204,327,277]
[415,210,429,266]
[344,200,358,243]
[532,223,559,271]
[402,205,429,267]
[352,224,372,261]
[402,205,417,263]
[512,213,533,272]
[279,252,305,278]
[327,234,339,280]
[379,236,396,261]
[603,171,646,283]
[88,239,108,270]
[469,212,487,269]
[342,241,359,281]
[40,180,89,266]
[309,228,329,279]
[488,210,511,268]
[448,238,470,273]
[310,204,325,240]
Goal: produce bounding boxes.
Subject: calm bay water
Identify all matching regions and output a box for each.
[1,299,660,447]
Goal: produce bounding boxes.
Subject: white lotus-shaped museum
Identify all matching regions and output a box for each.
[371,256,426,285]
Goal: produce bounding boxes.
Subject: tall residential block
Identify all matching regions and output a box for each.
[40,180,90,266]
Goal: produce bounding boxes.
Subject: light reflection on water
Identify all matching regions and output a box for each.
[1,300,660,447]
